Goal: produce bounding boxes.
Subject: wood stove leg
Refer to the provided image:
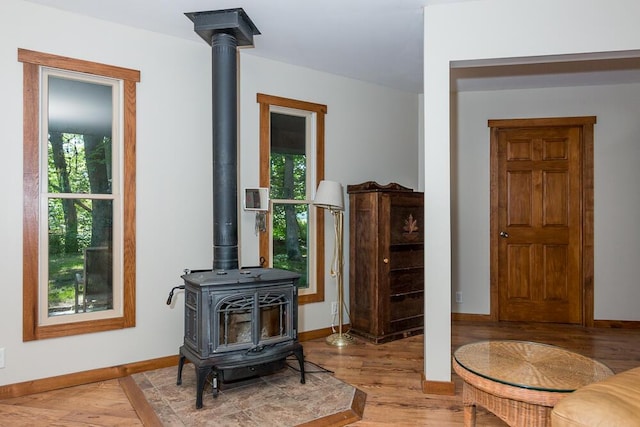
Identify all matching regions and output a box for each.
[176,354,186,386]
[195,365,210,409]
[293,347,305,384]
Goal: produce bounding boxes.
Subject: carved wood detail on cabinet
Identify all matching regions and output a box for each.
[347,182,424,344]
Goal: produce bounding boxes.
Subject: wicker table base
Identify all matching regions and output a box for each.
[452,341,613,427]
[454,358,561,426]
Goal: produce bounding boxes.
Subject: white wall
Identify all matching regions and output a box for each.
[238,53,420,332]
[452,83,640,321]
[0,0,419,385]
[0,0,211,386]
[424,0,640,383]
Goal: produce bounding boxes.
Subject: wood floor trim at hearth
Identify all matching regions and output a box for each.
[296,388,366,427]
[119,376,163,427]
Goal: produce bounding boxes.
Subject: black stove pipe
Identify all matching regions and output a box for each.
[211,32,239,271]
[185,9,260,271]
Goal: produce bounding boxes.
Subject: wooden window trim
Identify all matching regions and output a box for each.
[257,93,327,305]
[19,49,140,341]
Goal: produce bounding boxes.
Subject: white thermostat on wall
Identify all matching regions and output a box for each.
[244,188,269,211]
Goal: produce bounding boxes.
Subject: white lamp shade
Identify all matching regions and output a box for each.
[314,180,344,211]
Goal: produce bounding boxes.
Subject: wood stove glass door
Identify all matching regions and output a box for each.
[218,294,254,348]
[215,285,294,353]
[258,288,293,342]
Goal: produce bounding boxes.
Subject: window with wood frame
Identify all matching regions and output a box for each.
[19,49,139,340]
[257,93,327,304]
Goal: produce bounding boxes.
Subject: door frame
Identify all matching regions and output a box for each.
[488,116,596,326]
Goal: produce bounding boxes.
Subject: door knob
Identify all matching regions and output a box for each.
[383,258,389,264]
[500,231,509,238]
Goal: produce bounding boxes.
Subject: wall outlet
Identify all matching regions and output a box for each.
[331,301,338,315]
[455,291,463,303]
[0,348,5,369]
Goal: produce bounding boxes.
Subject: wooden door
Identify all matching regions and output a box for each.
[489,117,595,324]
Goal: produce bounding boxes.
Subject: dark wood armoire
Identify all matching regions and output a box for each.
[347,182,424,344]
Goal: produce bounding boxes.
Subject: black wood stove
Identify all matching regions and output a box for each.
[177,268,304,409]
[170,9,305,409]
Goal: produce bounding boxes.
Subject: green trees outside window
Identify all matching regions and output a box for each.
[47,132,113,315]
[270,112,309,288]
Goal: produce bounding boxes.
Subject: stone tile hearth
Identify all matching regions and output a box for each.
[131,360,365,426]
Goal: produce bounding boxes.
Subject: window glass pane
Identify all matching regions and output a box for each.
[270,112,306,200]
[47,76,113,195]
[48,198,113,316]
[272,203,309,288]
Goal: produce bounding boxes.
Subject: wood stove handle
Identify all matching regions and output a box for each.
[166,285,185,305]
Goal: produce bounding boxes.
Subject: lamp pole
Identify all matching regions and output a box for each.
[326,208,354,346]
[313,179,354,346]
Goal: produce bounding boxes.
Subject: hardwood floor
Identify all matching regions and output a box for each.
[2,320,639,426]
[0,379,143,426]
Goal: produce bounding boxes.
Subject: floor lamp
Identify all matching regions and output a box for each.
[314,180,355,347]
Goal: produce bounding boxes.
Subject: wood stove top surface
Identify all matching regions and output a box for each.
[182,267,300,287]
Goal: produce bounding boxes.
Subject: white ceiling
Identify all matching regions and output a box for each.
[23,0,640,93]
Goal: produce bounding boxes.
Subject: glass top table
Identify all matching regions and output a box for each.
[454,340,613,392]
[453,340,614,426]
